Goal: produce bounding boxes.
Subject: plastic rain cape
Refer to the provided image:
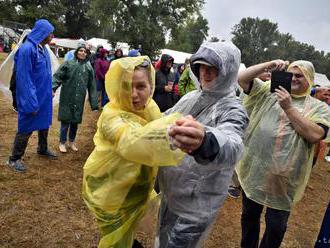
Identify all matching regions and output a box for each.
[236,63,330,211]
[156,41,248,247]
[82,56,184,248]
[0,29,59,98]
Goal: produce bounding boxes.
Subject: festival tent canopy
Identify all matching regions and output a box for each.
[51,38,85,49]
[86,38,112,51]
[160,49,192,64]
[160,48,246,71]
[314,73,330,87]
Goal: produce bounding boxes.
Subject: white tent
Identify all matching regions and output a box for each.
[314,73,330,87]
[86,38,112,51]
[51,38,85,49]
[160,49,192,64]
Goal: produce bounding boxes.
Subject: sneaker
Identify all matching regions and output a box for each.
[6,160,26,172]
[69,142,78,152]
[228,186,241,199]
[59,143,67,153]
[37,150,58,159]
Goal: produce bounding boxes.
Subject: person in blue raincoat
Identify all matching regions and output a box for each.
[6,19,57,173]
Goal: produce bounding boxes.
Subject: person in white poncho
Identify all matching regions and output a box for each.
[156,41,249,247]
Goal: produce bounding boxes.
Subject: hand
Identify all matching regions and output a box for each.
[275,86,292,111]
[168,115,205,153]
[164,85,172,92]
[267,59,289,72]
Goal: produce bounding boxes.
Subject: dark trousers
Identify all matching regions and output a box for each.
[315,200,330,248]
[10,88,17,110]
[241,191,290,248]
[60,122,78,144]
[9,129,49,161]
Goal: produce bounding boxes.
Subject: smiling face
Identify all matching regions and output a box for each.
[288,66,309,95]
[76,47,87,60]
[131,69,152,110]
[199,64,218,90]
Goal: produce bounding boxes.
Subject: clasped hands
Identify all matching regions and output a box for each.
[168,115,205,154]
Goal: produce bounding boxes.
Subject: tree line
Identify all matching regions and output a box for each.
[232,17,330,79]
[1,1,329,77]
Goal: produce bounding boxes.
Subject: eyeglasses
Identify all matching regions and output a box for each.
[292,73,304,79]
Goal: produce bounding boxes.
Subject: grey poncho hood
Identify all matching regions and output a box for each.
[169,41,242,118]
[190,41,241,96]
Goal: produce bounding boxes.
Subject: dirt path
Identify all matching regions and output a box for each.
[0,58,329,247]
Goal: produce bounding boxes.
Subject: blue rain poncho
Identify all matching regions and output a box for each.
[82,56,185,248]
[156,41,249,247]
[236,60,330,211]
[14,19,54,133]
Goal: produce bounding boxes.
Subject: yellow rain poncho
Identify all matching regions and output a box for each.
[236,60,330,211]
[82,56,184,248]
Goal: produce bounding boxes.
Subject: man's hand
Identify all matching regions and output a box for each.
[275,86,292,111]
[168,115,205,153]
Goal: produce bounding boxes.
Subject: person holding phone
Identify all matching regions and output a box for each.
[153,54,176,112]
[236,59,330,248]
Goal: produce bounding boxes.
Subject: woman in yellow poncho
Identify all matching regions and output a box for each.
[82,56,184,248]
[236,59,330,248]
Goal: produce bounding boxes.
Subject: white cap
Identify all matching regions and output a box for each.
[193,60,213,67]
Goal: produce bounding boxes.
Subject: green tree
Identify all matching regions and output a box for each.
[0,0,67,35]
[166,14,209,53]
[89,0,205,58]
[231,17,280,66]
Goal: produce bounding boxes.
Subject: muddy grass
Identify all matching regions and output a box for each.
[0,53,329,247]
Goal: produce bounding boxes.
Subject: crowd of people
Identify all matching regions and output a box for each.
[3,18,330,248]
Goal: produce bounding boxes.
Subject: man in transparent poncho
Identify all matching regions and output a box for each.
[156,41,249,247]
[236,59,330,248]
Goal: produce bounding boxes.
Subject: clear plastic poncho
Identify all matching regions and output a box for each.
[82,56,184,248]
[156,41,249,247]
[236,60,330,211]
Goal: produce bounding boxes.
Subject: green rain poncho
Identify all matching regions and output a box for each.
[236,60,330,211]
[82,56,184,248]
[52,47,98,123]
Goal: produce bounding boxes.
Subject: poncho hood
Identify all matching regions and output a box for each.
[27,19,54,45]
[105,56,157,120]
[288,60,315,98]
[190,41,241,97]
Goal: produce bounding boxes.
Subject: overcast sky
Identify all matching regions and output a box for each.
[201,0,330,53]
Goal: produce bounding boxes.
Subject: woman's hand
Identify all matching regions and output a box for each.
[168,115,205,153]
[275,86,292,111]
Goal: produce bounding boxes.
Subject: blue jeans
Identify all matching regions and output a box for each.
[60,122,78,144]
